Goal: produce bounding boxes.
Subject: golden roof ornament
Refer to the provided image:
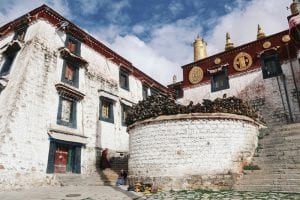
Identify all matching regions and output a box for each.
[257,24,266,40]
[225,32,234,51]
[290,0,299,15]
[193,35,207,61]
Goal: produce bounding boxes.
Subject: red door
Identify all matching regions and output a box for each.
[54,146,69,173]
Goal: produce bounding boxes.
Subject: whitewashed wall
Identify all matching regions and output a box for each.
[180,61,300,126]
[0,19,144,190]
[128,113,260,190]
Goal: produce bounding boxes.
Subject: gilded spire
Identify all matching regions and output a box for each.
[290,0,299,15]
[225,32,234,51]
[257,24,266,40]
[193,35,207,61]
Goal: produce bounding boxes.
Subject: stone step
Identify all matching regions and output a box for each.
[272,123,300,132]
[236,178,300,186]
[243,168,300,174]
[250,163,300,169]
[257,149,300,157]
[259,137,300,145]
[234,184,300,193]
[56,174,106,186]
[253,155,300,162]
[241,172,300,179]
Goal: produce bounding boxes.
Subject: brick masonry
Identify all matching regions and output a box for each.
[0,19,144,190]
[128,113,260,190]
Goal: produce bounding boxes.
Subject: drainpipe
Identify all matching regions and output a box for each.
[280,74,294,122]
[285,43,300,111]
[276,76,288,123]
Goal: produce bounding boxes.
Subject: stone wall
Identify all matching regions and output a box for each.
[0,19,144,190]
[128,113,260,190]
[181,62,300,127]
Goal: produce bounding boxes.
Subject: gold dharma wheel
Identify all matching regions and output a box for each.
[189,66,203,84]
[233,52,252,72]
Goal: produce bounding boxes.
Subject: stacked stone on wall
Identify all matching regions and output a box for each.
[128,113,261,190]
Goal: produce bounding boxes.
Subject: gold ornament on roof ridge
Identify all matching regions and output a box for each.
[225,32,234,51]
[214,58,221,65]
[233,52,252,72]
[189,66,204,84]
[263,41,272,49]
[282,35,291,43]
[257,24,266,40]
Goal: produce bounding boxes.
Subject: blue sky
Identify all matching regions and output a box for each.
[0,0,290,85]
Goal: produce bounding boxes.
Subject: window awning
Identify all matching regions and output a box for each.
[48,128,88,144]
[99,89,118,102]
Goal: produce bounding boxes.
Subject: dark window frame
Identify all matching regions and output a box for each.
[211,68,229,92]
[121,103,130,126]
[261,51,282,79]
[13,24,28,41]
[57,96,77,128]
[99,96,114,123]
[65,35,81,56]
[61,60,80,88]
[119,68,130,91]
[150,87,160,96]
[0,51,17,76]
[142,85,149,100]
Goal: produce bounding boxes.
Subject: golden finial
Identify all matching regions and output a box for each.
[257,24,266,40]
[291,0,299,15]
[193,35,207,61]
[225,32,234,51]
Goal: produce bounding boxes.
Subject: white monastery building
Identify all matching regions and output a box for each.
[0,5,169,189]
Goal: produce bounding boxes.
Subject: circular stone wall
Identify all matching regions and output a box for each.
[128,113,261,190]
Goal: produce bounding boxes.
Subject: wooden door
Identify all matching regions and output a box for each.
[54,146,69,173]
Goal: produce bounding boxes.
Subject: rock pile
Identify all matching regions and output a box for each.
[126,94,264,126]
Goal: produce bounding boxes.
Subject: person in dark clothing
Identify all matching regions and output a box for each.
[100,148,110,169]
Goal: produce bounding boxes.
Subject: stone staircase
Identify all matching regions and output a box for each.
[234,123,300,193]
[56,173,105,186]
[56,155,129,186]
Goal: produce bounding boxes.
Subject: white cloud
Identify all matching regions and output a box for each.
[132,24,145,34]
[168,1,184,16]
[110,35,182,85]
[75,0,100,15]
[206,0,289,55]
[0,0,291,86]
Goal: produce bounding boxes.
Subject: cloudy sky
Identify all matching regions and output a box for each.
[0,0,291,85]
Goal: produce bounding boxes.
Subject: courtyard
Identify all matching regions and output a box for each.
[0,186,299,200]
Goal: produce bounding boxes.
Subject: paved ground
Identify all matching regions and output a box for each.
[0,186,141,200]
[1,186,300,200]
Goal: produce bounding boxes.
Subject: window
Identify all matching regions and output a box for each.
[61,61,79,87]
[261,51,282,79]
[13,25,28,41]
[65,35,81,56]
[150,87,160,96]
[100,97,114,123]
[211,69,229,92]
[142,85,149,100]
[174,86,183,99]
[0,52,17,76]
[121,104,130,126]
[119,69,129,90]
[57,96,77,128]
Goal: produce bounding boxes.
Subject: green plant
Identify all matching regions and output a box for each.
[243,164,260,170]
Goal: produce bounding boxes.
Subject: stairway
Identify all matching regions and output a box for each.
[234,123,300,193]
[56,173,106,186]
[101,155,129,185]
[56,155,129,186]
